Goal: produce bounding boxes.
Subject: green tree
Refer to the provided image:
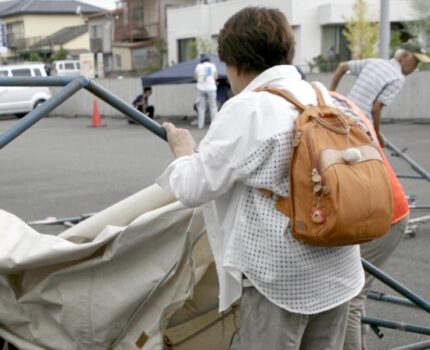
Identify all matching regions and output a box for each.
[50,48,69,61]
[389,31,403,56]
[187,37,215,59]
[405,0,430,49]
[343,0,379,59]
[28,51,42,61]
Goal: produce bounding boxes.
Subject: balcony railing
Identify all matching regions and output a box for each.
[90,38,103,52]
[7,34,44,50]
[114,21,160,42]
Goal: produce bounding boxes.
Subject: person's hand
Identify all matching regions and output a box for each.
[376,131,386,147]
[163,122,197,158]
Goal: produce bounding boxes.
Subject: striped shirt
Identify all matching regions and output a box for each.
[348,58,405,121]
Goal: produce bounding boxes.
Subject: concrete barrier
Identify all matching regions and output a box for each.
[50,71,430,122]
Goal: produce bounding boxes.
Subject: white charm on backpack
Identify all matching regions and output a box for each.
[343,147,361,164]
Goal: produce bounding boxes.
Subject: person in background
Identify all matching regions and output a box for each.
[129,86,154,124]
[194,53,218,129]
[158,6,364,349]
[330,40,430,146]
[329,41,429,349]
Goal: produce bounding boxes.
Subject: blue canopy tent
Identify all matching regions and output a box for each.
[141,55,227,86]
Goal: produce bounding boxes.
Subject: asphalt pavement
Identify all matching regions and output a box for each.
[1,115,429,349]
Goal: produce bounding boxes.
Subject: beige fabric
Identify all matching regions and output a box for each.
[0,184,222,350]
[230,287,349,350]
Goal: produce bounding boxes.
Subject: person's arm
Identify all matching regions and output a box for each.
[329,62,349,91]
[163,122,196,158]
[213,64,218,80]
[194,65,199,81]
[371,100,385,147]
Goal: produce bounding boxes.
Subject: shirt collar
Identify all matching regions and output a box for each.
[242,65,302,93]
[390,58,403,74]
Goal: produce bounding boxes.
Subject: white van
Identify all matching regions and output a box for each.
[0,63,52,118]
[51,60,80,76]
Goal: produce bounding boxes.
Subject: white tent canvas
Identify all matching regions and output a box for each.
[0,185,237,350]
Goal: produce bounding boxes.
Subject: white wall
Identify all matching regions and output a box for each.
[166,0,415,70]
[50,71,430,122]
[166,0,291,65]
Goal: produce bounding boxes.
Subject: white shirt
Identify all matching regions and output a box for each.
[158,65,364,314]
[194,62,217,91]
[348,58,405,120]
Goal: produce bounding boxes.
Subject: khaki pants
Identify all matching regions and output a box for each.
[343,215,409,350]
[230,286,350,350]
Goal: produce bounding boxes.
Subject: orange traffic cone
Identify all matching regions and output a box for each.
[88,99,106,128]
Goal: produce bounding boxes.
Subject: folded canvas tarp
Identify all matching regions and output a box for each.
[0,184,237,350]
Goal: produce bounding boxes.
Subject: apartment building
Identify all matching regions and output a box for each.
[87,0,202,75]
[166,0,419,71]
[0,0,103,59]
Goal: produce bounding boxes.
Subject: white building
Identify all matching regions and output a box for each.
[166,0,418,72]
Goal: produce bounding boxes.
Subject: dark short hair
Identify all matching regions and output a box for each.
[218,7,295,74]
[143,87,152,92]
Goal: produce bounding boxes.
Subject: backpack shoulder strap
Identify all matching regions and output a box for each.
[256,86,306,112]
[310,82,326,106]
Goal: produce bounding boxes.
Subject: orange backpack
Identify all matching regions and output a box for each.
[260,84,393,246]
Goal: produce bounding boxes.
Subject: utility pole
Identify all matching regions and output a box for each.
[379,0,390,59]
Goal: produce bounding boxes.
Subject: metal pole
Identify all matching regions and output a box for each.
[408,215,430,224]
[362,259,430,313]
[380,0,390,59]
[85,80,167,140]
[362,316,430,335]
[367,290,418,308]
[386,140,430,182]
[397,174,425,180]
[409,205,430,210]
[0,78,84,149]
[0,76,74,86]
[392,340,430,350]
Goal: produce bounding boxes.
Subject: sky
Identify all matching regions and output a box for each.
[0,0,118,11]
[78,0,117,10]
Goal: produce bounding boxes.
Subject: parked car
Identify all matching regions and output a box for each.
[51,60,80,76]
[0,63,52,118]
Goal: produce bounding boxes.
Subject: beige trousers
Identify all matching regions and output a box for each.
[230,286,350,350]
[343,215,409,350]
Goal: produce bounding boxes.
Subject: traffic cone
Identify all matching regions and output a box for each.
[88,99,105,128]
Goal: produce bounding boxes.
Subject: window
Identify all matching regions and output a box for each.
[91,25,103,39]
[131,7,144,22]
[321,25,351,63]
[177,38,196,63]
[11,68,32,77]
[76,62,80,69]
[115,54,122,69]
[34,68,42,76]
[0,70,9,76]
[65,63,75,69]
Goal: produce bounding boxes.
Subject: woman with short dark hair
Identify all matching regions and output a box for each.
[158,7,363,349]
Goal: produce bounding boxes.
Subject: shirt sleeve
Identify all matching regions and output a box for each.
[156,98,252,207]
[376,78,404,106]
[156,93,291,208]
[348,59,368,76]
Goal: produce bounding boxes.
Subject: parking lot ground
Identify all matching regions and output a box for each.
[1,116,429,349]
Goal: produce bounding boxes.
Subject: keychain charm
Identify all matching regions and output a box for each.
[311,207,326,224]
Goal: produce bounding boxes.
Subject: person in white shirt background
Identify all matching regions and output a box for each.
[158,6,364,349]
[193,54,218,129]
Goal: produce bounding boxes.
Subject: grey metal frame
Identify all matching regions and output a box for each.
[0,76,167,150]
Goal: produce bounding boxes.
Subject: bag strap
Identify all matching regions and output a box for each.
[256,86,307,112]
[257,84,350,134]
[257,82,327,110]
[310,82,326,106]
